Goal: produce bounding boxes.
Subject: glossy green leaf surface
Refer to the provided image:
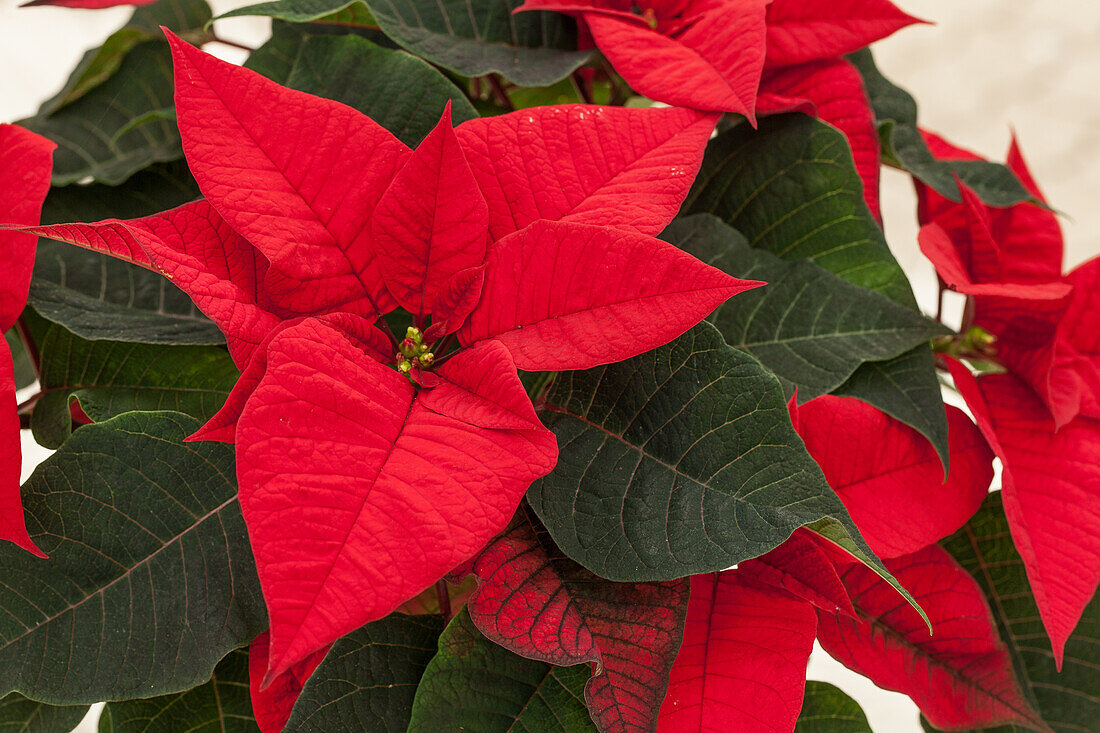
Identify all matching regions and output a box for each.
[285,614,444,732]
[665,214,947,399]
[0,412,266,704]
[31,323,237,448]
[98,649,257,733]
[408,609,595,732]
[528,322,874,582]
[0,693,89,733]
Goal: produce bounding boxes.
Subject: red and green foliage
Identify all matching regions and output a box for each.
[0,0,1095,731]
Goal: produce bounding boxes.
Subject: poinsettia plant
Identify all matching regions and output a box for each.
[0,0,1095,731]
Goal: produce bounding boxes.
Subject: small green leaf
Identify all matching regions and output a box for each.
[285,614,444,732]
[528,322,878,583]
[0,412,266,704]
[0,693,89,733]
[794,682,872,733]
[927,492,1100,733]
[228,0,589,86]
[3,331,35,391]
[98,649,257,732]
[408,609,595,732]
[849,49,1034,208]
[219,0,367,23]
[664,214,948,399]
[31,323,238,448]
[282,35,478,146]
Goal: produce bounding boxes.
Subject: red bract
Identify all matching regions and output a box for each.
[247,633,328,732]
[517,0,917,118]
[14,33,756,683]
[657,572,816,732]
[456,512,689,733]
[790,395,993,558]
[817,545,1049,731]
[0,124,54,559]
[948,361,1100,669]
[737,529,856,617]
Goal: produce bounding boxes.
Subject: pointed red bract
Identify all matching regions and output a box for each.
[948,362,1100,669]
[0,124,54,558]
[248,632,328,731]
[460,219,762,370]
[764,0,924,67]
[737,529,856,617]
[817,545,1048,731]
[166,30,409,318]
[1062,258,1100,418]
[235,318,557,677]
[455,105,718,240]
[657,572,816,732]
[459,512,689,733]
[372,104,489,322]
[790,396,993,557]
[757,58,882,221]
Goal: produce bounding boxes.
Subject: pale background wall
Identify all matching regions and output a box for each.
[1,0,1097,730]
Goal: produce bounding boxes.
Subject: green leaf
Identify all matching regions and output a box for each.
[285,614,444,732]
[0,412,266,704]
[31,162,221,346]
[848,49,1033,208]
[98,649,257,733]
[794,682,872,733]
[31,323,238,449]
[228,0,589,86]
[927,492,1100,733]
[684,113,949,466]
[4,331,35,391]
[39,0,212,116]
[282,35,478,146]
[408,609,595,732]
[19,40,183,186]
[0,693,89,732]
[220,0,367,23]
[528,322,876,583]
[664,214,948,399]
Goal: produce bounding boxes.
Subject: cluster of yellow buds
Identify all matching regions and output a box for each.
[394,326,435,373]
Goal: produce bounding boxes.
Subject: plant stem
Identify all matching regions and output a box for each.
[571,70,593,104]
[210,35,255,53]
[15,316,40,382]
[486,75,514,111]
[435,579,452,623]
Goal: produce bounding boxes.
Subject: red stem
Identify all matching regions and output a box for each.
[15,316,40,382]
[435,579,452,623]
[571,70,593,104]
[486,75,514,111]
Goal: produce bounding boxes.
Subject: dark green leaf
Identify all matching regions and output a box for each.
[664,214,947,399]
[683,113,948,466]
[848,49,1033,208]
[0,693,89,732]
[30,162,220,346]
[20,41,182,186]
[31,323,237,448]
[408,609,595,732]
[245,19,399,84]
[928,492,1100,733]
[283,35,478,146]
[0,412,266,704]
[794,682,872,733]
[4,331,35,391]
[528,322,875,582]
[39,0,212,116]
[285,614,444,732]
[98,649,257,733]
[228,0,589,86]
